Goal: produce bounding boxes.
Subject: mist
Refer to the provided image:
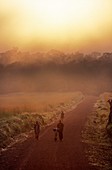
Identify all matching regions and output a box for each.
[0,49,112,95]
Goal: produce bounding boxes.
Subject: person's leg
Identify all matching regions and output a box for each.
[54,132,57,141]
[59,132,63,141]
[36,132,39,140]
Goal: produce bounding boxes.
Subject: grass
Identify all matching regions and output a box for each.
[82,92,112,170]
[0,91,84,149]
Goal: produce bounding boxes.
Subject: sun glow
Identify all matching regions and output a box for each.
[37,0,94,26]
[0,0,112,51]
[21,0,97,30]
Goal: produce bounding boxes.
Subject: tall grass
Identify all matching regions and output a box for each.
[82,92,112,169]
[0,92,84,149]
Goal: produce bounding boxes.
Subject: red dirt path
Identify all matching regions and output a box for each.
[0,96,99,170]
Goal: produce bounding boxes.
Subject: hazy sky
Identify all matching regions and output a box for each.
[0,0,112,52]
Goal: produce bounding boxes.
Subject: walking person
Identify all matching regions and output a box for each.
[57,120,64,141]
[107,99,112,124]
[53,128,58,142]
[60,110,64,121]
[34,121,40,140]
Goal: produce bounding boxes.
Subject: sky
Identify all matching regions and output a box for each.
[0,0,112,52]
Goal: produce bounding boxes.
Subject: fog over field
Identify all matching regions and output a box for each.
[0,1,112,96]
[0,1,112,169]
[0,49,112,95]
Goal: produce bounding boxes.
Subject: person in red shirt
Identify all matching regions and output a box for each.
[57,120,64,141]
[34,121,40,140]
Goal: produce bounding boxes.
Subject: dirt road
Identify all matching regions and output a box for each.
[0,96,98,170]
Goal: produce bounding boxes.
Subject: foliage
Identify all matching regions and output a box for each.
[82,92,112,170]
[0,92,84,149]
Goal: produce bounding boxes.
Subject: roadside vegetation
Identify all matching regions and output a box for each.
[82,92,112,170]
[0,91,84,149]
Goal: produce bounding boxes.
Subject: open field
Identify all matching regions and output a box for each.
[0,92,83,113]
[0,91,84,149]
